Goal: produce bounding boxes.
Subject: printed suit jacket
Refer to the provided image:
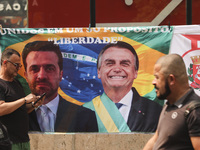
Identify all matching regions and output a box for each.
[29,96,98,132]
[83,87,162,133]
[127,87,162,132]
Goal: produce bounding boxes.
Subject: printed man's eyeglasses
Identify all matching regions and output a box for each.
[7,60,22,69]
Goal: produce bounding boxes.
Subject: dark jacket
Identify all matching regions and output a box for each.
[127,88,162,132]
[29,96,98,132]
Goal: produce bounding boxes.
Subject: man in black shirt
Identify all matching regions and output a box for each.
[143,54,200,150]
[0,49,42,150]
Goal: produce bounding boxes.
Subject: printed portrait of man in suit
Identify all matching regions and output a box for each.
[22,41,98,132]
[84,41,162,132]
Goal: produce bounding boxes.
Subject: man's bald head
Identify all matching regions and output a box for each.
[156,54,188,84]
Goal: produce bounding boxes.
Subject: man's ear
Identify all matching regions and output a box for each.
[97,68,101,79]
[134,70,138,79]
[168,74,175,85]
[3,60,7,64]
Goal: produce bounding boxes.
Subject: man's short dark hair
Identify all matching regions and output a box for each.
[22,41,63,71]
[97,41,139,71]
[1,48,20,65]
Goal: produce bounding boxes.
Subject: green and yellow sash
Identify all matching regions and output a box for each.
[83,93,131,132]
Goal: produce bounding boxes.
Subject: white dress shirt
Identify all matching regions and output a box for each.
[117,90,133,122]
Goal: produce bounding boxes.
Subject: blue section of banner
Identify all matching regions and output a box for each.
[59,42,106,102]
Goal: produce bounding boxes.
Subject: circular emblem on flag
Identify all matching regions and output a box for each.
[171,112,178,119]
[189,55,200,85]
[179,35,200,96]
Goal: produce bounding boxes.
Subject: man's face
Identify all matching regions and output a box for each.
[25,51,63,99]
[98,47,137,91]
[152,64,171,100]
[6,54,21,78]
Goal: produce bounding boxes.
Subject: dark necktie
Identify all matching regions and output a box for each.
[115,103,123,109]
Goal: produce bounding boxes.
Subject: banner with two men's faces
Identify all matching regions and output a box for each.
[0,25,199,133]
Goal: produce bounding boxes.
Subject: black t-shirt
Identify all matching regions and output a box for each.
[0,121,12,150]
[153,89,200,150]
[0,78,29,143]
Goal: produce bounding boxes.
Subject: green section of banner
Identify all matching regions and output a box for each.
[16,74,31,96]
[117,26,173,54]
[0,28,38,51]
[143,89,165,106]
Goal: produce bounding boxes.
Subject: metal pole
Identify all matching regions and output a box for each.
[186,0,192,25]
[90,0,96,27]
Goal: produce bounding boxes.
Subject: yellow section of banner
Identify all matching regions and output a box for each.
[58,87,83,106]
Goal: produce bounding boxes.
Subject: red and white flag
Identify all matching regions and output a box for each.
[170,25,200,96]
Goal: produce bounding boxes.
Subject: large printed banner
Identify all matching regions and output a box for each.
[0,26,172,105]
[170,25,200,96]
[0,26,173,133]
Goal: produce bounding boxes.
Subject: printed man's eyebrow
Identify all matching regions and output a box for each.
[105,59,114,62]
[121,60,131,63]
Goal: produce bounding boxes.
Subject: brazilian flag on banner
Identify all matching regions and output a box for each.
[0,26,173,105]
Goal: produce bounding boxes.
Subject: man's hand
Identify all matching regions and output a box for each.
[25,93,39,104]
[25,93,45,113]
[33,94,46,108]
